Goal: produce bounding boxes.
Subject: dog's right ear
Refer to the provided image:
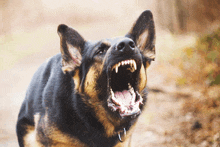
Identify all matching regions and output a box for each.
[57,24,85,74]
[126,10,156,61]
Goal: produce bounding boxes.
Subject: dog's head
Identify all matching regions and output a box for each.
[58,10,155,132]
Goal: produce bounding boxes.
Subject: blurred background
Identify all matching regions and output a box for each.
[1,0,220,146]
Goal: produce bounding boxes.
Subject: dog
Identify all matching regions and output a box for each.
[16,10,156,147]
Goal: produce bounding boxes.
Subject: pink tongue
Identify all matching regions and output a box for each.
[114,90,133,106]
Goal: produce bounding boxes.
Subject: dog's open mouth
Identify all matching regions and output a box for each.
[107,59,143,118]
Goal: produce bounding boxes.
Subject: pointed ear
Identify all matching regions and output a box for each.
[57,24,85,74]
[126,10,156,60]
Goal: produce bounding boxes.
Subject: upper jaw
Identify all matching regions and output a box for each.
[112,59,137,73]
[106,58,144,119]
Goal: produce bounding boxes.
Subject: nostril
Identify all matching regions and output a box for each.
[129,41,135,49]
[117,42,125,51]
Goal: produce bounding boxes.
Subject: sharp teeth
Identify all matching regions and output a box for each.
[115,65,118,73]
[122,61,125,66]
[133,60,137,70]
[111,88,115,97]
[128,83,132,89]
[112,59,137,73]
[128,60,131,64]
[128,83,136,103]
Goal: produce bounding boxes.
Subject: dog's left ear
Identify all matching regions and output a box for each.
[126,10,156,61]
[57,24,85,74]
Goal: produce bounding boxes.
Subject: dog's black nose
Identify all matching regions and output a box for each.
[116,38,135,53]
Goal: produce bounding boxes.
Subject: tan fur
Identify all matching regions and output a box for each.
[82,95,117,137]
[102,40,111,46]
[83,63,119,137]
[90,101,116,137]
[145,61,150,73]
[143,48,156,60]
[48,129,88,147]
[62,64,75,74]
[44,110,87,147]
[24,128,43,147]
[24,112,87,147]
[73,69,80,91]
[84,64,100,98]
[24,113,43,147]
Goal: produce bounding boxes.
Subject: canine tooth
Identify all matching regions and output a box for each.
[111,88,115,97]
[131,60,134,71]
[131,60,135,69]
[115,65,118,73]
[128,83,132,89]
[133,60,137,70]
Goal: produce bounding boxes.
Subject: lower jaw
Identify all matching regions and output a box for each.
[120,106,141,118]
[107,91,143,119]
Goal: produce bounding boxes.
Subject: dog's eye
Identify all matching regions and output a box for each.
[96,44,108,55]
[97,49,104,54]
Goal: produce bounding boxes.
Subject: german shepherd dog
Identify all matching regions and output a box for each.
[16,10,156,147]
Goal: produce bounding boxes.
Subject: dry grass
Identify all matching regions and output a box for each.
[173,28,220,146]
[181,88,220,146]
[175,27,220,87]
